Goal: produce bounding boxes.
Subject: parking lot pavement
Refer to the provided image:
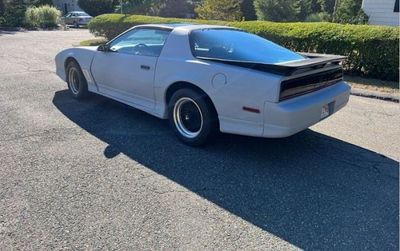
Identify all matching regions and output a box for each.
[0,30,398,250]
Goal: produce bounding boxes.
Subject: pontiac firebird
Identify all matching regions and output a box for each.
[55,24,350,146]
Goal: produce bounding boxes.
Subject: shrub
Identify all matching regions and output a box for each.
[88,14,400,81]
[234,21,398,80]
[25,5,61,28]
[25,7,39,27]
[88,14,226,39]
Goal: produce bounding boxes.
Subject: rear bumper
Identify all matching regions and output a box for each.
[263,81,350,137]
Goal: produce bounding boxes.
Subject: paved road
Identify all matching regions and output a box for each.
[0,30,398,250]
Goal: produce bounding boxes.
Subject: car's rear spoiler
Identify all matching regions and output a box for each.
[197,53,347,76]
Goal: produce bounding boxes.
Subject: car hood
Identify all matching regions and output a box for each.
[76,46,98,50]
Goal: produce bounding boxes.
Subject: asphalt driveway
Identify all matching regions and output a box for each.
[0,30,398,250]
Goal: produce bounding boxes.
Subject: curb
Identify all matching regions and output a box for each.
[0,27,26,32]
[351,88,399,103]
[0,27,62,32]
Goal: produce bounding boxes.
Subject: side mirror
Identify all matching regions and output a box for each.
[98,44,111,52]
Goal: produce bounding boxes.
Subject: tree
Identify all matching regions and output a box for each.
[254,0,337,22]
[29,0,54,6]
[78,0,115,16]
[0,0,5,16]
[0,0,5,25]
[195,0,243,21]
[320,0,336,14]
[294,0,332,21]
[254,0,298,21]
[293,0,313,21]
[305,11,331,22]
[159,0,192,18]
[115,0,160,15]
[2,0,27,26]
[333,0,368,24]
[241,0,257,20]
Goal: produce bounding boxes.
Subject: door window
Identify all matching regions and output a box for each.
[109,28,171,57]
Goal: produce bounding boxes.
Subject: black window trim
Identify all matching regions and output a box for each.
[395,0,399,12]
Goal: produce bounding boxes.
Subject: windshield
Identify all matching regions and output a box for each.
[190,29,305,64]
[75,12,90,16]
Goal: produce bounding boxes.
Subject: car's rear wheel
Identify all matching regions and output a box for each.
[168,88,218,146]
[66,60,89,100]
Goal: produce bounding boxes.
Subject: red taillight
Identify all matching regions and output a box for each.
[280,68,343,101]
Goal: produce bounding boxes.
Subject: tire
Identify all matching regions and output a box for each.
[66,60,89,100]
[168,88,218,146]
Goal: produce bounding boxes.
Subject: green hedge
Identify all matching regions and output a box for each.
[89,14,399,81]
[88,14,225,39]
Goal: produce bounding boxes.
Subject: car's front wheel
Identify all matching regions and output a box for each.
[168,88,218,146]
[66,60,89,100]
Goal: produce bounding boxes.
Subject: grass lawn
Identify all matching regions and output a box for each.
[344,75,398,94]
[79,38,107,46]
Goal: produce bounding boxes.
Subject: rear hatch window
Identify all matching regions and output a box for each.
[190,29,305,64]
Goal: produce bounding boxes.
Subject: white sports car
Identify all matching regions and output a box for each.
[55,24,350,146]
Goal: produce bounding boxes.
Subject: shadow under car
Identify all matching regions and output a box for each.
[53,90,399,250]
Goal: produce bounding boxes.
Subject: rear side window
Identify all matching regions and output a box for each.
[190,29,304,64]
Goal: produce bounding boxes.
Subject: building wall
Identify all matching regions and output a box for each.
[53,0,82,15]
[362,0,399,26]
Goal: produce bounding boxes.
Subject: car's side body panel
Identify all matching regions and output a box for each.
[91,52,158,112]
[154,58,283,136]
[55,47,98,92]
[154,27,283,136]
[55,47,161,117]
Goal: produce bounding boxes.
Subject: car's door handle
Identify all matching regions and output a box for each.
[140,65,150,70]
